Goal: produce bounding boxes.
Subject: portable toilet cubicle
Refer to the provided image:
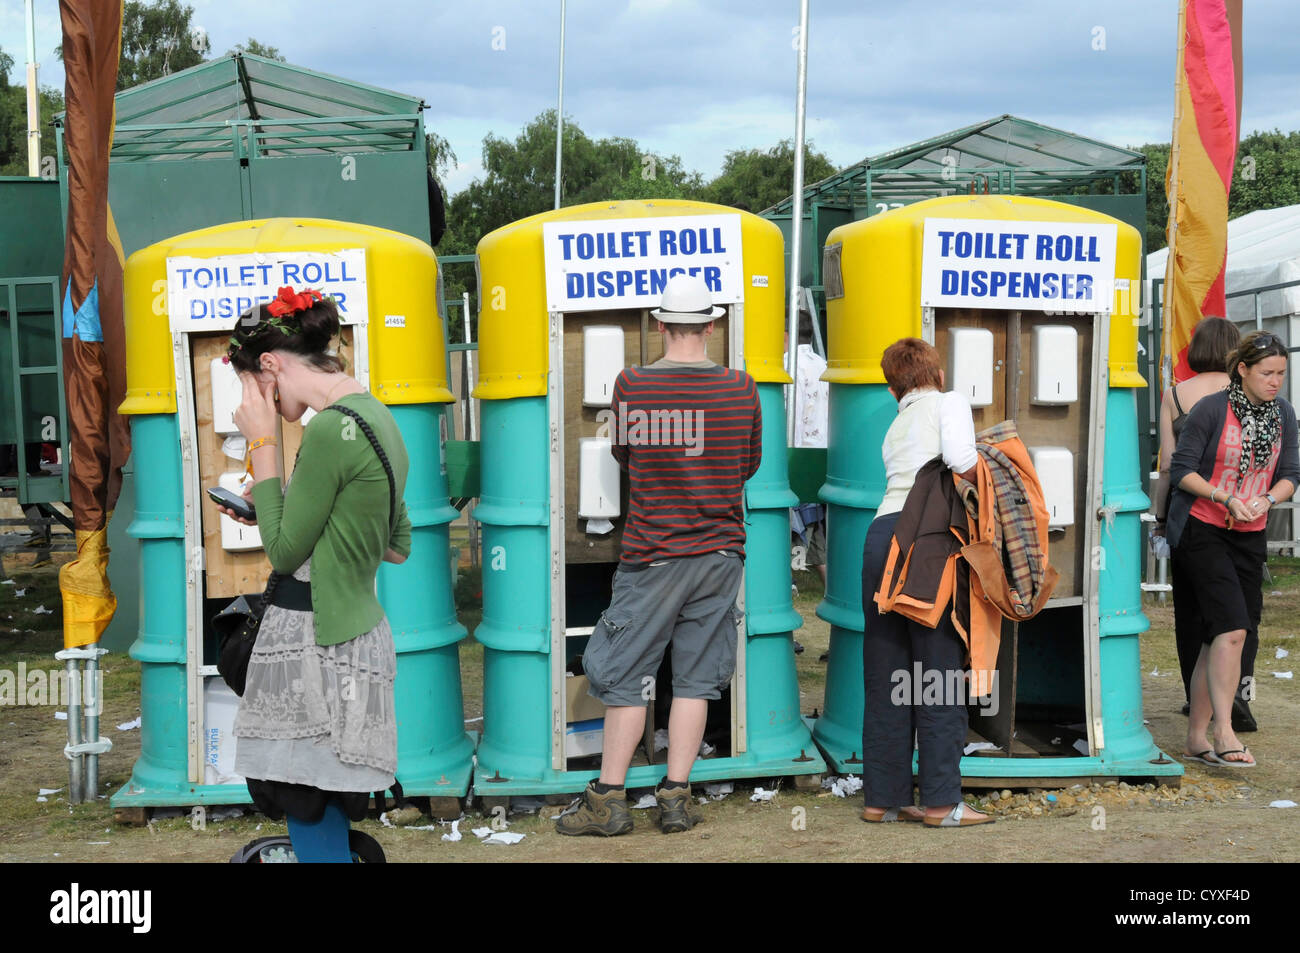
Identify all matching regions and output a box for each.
[813,194,1181,782]
[111,217,474,811]
[471,199,826,798]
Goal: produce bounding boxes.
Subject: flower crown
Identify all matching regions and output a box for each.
[224,286,325,363]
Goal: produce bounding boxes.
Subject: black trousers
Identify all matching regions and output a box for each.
[861,513,968,807]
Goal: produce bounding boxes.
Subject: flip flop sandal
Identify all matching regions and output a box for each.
[1213,747,1257,768]
[1182,749,1224,766]
[861,807,924,823]
[923,802,995,828]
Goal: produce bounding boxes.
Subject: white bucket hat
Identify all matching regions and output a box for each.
[651,273,724,323]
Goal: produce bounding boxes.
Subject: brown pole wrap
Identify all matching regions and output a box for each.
[58,0,130,649]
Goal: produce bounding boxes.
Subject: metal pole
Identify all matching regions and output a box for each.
[66,659,84,803]
[84,650,100,798]
[1161,0,1188,387]
[462,291,479,568]
[553,0,567,210]
[786,0,810,444]
[25,0,40,177]
[462,291,476,442]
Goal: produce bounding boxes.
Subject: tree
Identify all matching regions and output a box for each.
[0,47,66,177]
[227,39,285,61]
[440,110,702,258]
[114,0,206,90]
[426,131,457,188]
[1136,130,1300,253]
[699,139,836,212]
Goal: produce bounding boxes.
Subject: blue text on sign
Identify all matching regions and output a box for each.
[566,265,722,301]
[936,230,1101,263]
[556,227,727,261]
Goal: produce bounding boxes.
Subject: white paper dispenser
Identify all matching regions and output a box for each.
[217,470,263,551]
[1031,325,1078,405]
[1029,446,1075,528]
[210,357,242,434]
[578,437,621,519]
[583,326,624,407]
[947,327,994,408]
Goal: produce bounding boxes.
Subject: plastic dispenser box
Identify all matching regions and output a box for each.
[1030,447,1075,527]
[1031,325,1079,405]
[947,327,994,408]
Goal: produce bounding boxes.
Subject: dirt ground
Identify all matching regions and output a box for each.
[1,547,1296,863]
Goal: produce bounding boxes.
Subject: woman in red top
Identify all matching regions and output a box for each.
[1168,331,1300,767]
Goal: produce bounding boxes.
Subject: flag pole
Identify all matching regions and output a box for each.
[786,0,810,445]
[25,0,40,177]
[554,0,566,210]
[1161,0,1188,391]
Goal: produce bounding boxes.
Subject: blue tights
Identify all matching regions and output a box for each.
[286,799,352,863]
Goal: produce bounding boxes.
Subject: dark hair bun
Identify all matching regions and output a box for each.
[298,298,340,350]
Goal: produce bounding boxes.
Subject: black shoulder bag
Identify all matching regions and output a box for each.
[213,402,398,696]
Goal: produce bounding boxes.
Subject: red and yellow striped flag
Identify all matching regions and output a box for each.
[1162,0,1243,384]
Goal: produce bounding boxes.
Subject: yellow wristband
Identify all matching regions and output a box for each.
[248,436,277,452]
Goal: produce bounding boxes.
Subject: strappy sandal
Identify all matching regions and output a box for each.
[861,807,924,823]
[1212,747,1256,768]
[923,802,995,828]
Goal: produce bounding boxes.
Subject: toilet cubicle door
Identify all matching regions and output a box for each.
[549,304,745,767]
[927,307,1108,758]
[181,323,367,782]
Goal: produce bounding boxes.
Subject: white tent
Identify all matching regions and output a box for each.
[1148,203,1300,327]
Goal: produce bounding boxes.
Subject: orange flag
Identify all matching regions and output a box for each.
[1161,0,1243,385]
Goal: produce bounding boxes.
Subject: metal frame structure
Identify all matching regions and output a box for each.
[763,115,1148,348]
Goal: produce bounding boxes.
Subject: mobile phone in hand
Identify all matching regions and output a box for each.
[207,486,256,521]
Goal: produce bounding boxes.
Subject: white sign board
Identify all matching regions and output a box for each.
[542,214,743,313]
[166,248,368,333]
[920,218,1117,312]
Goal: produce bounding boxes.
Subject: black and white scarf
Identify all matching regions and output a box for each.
[1227,379,1281,472]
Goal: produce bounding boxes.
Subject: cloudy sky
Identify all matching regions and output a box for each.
[4,0,1298,195]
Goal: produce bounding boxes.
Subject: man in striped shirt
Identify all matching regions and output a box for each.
[557,274,762,837]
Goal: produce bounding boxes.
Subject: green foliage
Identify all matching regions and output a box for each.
[226,39,285,61]
[440,110,702,259]
[0,47,66,177]
[1136,130,1300,253]
[698,139,836,212]
[115,0,206,90]
[426,131,457,188]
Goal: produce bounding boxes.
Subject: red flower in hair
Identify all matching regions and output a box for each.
[266,286,323,317]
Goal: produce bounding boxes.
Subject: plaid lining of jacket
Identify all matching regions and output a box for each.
[875,420,1059,694]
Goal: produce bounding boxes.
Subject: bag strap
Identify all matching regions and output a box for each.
[326,403,397,537]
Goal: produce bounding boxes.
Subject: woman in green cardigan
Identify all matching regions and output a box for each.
[216,287,411,862]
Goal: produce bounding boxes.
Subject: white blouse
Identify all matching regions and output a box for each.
[875,389,978,518]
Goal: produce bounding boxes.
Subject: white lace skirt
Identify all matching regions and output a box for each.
[233,559,397,793]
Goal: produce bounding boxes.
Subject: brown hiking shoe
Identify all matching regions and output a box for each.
[655,781,700,834]
[554,781,633,836]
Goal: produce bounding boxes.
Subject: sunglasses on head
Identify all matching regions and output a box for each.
[1252,332,1284,351]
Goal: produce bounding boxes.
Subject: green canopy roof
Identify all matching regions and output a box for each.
[768,115,1145,213]
[58,54,426,162]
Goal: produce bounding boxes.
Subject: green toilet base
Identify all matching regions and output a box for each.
[110,734,477,809]
[472,749,827,797]
[811,722,1184,783]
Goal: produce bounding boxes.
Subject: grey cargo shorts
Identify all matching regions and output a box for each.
[582,550,744,707]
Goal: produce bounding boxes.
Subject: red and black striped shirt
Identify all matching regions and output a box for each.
[609,362,762,565]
